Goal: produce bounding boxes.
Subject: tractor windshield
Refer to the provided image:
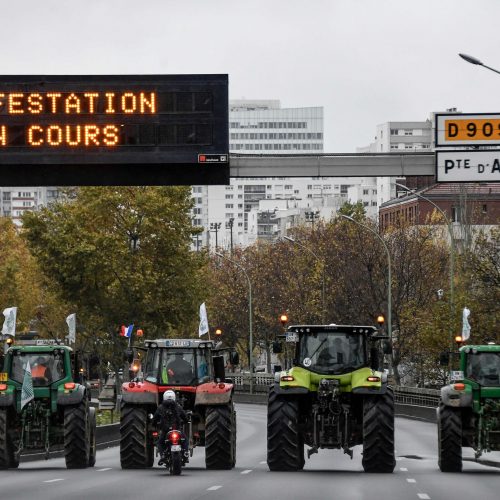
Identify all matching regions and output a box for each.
[144,348,211,385]
[10,352,66,387]
[299,331,365,375]
[466,352,500,386]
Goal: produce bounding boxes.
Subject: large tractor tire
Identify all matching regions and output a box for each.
[438,406,462,472]
[267,386,304,471]
[88,407,97,467]
[0,409,11,469]
[205,403,236,470]
[362,388,395,473]
[120,405,152,469]
[64,402,90,469]
[0,409,19,469]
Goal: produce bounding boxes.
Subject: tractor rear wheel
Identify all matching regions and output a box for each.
[267,386,304,471]
[88,407,97,467]
[64,402,90,469]
[205,403,236,470]
[438,406,462,472]
[0,409,11,469]
[362,388,395,473]
[120,405,152,469]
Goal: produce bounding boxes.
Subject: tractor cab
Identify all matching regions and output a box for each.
[463,347,500,387]
[141,339,214,386]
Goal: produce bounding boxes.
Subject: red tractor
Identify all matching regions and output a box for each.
[119,339,238,470]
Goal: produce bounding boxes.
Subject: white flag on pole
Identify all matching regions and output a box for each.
[21,360,34,410]
[199,303,209,337]
[462,307,471,341]
[66,313,76,344]
[2,307,17,337]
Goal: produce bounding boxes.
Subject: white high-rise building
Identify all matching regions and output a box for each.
[192,100,380,250]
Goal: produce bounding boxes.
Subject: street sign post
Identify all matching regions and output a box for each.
[436,150,500,182]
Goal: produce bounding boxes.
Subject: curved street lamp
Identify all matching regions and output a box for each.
[459,53,500,75]
[283,235,326,323]
[394,183,455,356]
[339,214,392,342]
[215,252,254,393]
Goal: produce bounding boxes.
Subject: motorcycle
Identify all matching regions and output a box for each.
[161,428,188,475]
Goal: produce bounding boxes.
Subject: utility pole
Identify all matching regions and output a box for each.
[226,217,234,254]
[210,222,221,250]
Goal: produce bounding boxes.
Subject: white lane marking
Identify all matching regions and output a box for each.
[407,478,416,483]
[207,486,222,491]
[260,461,267,464]
[418,495,431,500]
[400,467,408,472]
[97,468,112,472]
[241,469,252,474]
[43,479,64,483]
[396,457,403,461]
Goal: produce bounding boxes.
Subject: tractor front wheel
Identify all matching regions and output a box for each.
[120,405,152,469]
[64,402,90,469]
[438,406,462,472]
[205,403,236,470]
[267,386,304,471]
[362,388,395,473]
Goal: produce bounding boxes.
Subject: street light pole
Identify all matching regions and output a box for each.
[339,215,392,342]
[394,183,456,360]
[284,235,326,323]
[459,53,500,75]
[215,252,254,394]
[210,222,221,250]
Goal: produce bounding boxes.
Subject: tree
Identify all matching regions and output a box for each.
[22,187,207,375]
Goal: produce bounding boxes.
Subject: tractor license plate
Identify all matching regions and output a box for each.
[0,373,7,382]
[171,445,181,452]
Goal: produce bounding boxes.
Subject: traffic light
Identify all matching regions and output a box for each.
[215,327,223,337]
[279,313,289,328]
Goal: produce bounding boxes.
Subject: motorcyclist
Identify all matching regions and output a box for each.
[152,390,189,465]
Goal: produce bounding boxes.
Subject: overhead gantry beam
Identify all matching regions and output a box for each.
[229,152,435,178]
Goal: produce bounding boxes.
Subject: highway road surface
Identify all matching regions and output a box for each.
[1,403,499,500]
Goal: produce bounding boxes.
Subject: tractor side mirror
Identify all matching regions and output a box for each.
[382,340,392,355]
[230,351,240,366]
[272,341,282,354]
[213,355,226,381]
[370,347,380,371]
[124,348,134,363]
[439,351,449,366]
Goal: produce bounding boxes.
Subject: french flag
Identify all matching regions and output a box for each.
[120,324,134,338]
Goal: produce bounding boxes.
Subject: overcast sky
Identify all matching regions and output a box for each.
[2,0,500,152]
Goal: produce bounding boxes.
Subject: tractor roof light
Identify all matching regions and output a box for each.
[281,375,294,382]
[64,382,76,390]
[367,376,380,382]
[0,384,7,391]
[454,383,465,391]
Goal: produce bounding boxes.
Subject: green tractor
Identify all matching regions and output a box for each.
[267,324,395,473]
[438,343,500,472]
[0,338,96,469]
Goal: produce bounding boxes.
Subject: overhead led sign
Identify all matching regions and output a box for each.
[0,75,229,186]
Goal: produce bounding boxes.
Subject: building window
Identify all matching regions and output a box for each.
[451,206,461,223]
[363,189,369,195]
[225,194,233,199]
[390,129,398,135]
[404,129,413,136]
[340,185,349,194]
[482,204,488,214]
[225,204,234,209]
[285,185,293,190]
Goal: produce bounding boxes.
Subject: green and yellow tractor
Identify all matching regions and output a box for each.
[267,324,395,472]
[438,343,500,472]
[0,338,96,469]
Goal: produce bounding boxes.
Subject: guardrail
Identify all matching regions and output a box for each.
[229,373,441,408]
